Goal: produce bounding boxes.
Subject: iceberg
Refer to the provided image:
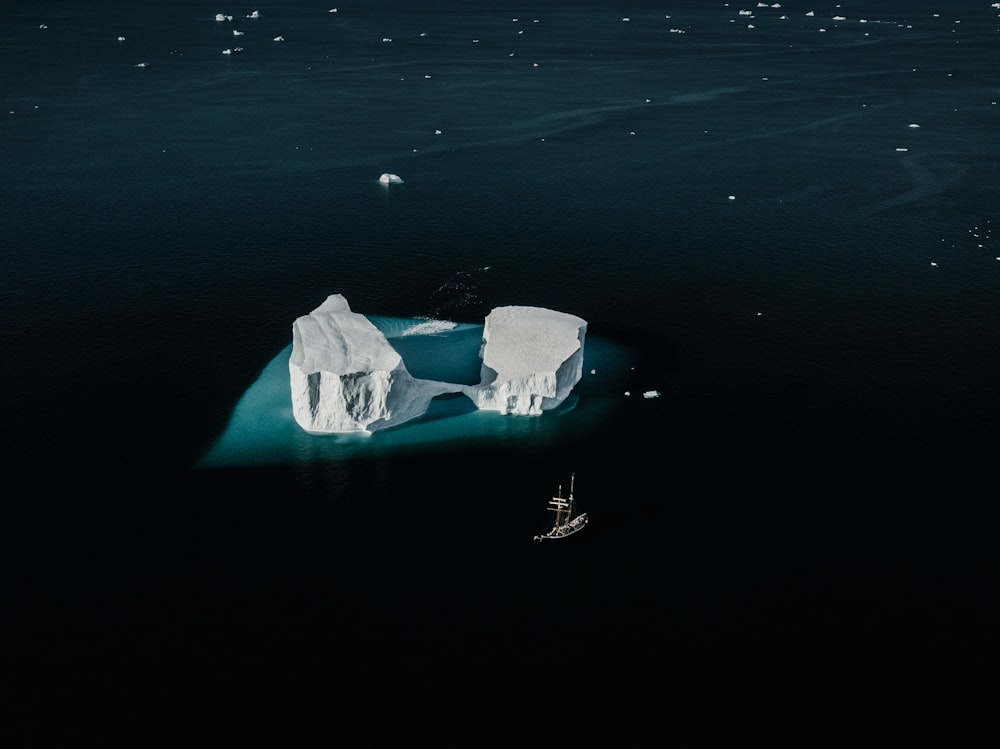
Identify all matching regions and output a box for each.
[460,306,586,415]
[289,295,458,433]
[378,173,404,185]
[288,296,587,434]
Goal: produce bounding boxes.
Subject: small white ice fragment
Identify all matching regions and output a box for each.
[642,391,661,399]
[273,35,284,42]
[233,29,243,36]
[590,369,596,375]
[728,195,736,200]
[117,36,125,41]
[624,391,631,397]
[908,123,920,128]
[378,173,403,185]
[247,10,259,18]
[930,262,938,267]
[896,147,908,152]
[434,129,442,134]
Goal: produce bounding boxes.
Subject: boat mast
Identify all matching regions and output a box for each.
[553,484,564,531]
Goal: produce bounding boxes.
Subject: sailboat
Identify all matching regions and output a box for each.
[533,472,588,541]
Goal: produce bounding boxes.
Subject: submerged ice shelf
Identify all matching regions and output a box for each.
[199,311,639,467]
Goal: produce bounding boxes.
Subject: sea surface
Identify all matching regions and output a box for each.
[2,1,998,741]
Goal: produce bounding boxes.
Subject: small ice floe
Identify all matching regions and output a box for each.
[247,10,259,18]
[382,37,392,42]
[728,195,736,200]
[806,11,814,17]
[378,173,403,185]
[833,16,846,21]
[273,35,284,42]
[233,29,244,36]
[135,62,149,67]
[215,14,233,22]
[895,147,908,152]
[222,47,242,55]
[908,123,920,128]
[643,390,661,399]
[624,391,631,397]
[38,24,48,29]
[590,369,596,375]
[117,36,126,42]
[930,262,938,267]
[400,319,457,336]
[739,10,753,16]
[434,129,442,134]
[329,7,337,12]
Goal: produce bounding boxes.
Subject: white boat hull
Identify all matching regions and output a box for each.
[534,512,588,541]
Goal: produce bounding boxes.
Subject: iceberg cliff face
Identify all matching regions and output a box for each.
[463,306,587,415]
[289,295,455,433]
[289,296,587,433]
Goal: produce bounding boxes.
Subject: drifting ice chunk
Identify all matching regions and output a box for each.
[289,295,457,433]
[462,306,587,415]
[378,173,404,185]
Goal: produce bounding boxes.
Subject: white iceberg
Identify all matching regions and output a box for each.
[289,295,459,434]
[460,306,587,416]
[378,173,404,185]
[288,296,588,433]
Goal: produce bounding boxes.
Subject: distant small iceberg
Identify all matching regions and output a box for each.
[378,173,404,185]
[247,10,260,18]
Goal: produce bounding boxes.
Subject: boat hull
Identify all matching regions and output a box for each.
[533,513,588,541]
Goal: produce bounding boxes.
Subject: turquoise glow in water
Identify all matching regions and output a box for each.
[198,317,639,467]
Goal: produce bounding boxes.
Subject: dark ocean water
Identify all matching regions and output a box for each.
[2,1,998,742]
